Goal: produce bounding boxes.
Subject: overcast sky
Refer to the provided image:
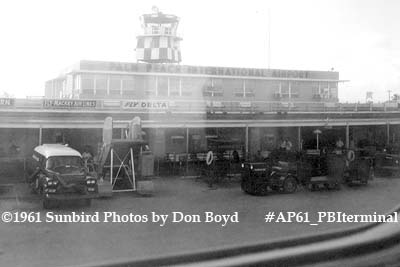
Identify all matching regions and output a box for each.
[0,0,399,102]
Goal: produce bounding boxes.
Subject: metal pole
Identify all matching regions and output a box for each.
[346,124,350,149]
[131,147,136,191]
[38,126,42,145]
[267,8,271,69]
[245,126,249,160]
[387,123,390,145]
[186,127,189,175]
[298,126,301,151]
[110,148,113,185]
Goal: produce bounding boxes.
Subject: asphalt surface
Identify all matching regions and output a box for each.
[1,175,400,267]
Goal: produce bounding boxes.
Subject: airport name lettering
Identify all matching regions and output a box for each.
[123,101,169,109]
[102,62,311,78]
[147,65,311,79]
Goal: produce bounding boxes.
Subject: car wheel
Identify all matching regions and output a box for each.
[283,176,297,194]
[254,182,269,196]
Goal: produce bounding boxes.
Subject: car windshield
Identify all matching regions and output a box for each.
[46,156,84,174]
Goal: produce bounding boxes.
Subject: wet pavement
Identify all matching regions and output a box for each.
[1,175,400,267]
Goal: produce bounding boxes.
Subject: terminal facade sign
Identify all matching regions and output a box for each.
[43,99,97,108]
[122,100,169,109]
[80,61,330,79]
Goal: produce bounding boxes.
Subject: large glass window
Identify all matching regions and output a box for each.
[245,80,256,97]
[169,77,180,96]
[329,82,338,99]
[95,78,107,90]
[122,80,134,90]
[289,81,303,98]
[235,80,255,98]
[81,78,94,90]
[181,77,206,96]
[145,76,157,96]
[157,76,168,97]
[203,78,223,97]
[122,80,134,97]
[109,79,121,96]
[109,79,121,90]
[312,82,320,99]
[280,81,289,98]
[95,78,107,96]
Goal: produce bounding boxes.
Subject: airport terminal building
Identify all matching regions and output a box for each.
[45,60,340,103]
[1,9,399,178]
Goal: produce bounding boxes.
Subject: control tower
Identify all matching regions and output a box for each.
[136,7,182,63]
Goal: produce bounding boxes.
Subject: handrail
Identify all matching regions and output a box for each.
[0,98,398,114]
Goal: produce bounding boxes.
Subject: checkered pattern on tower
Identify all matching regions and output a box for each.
[136,47,181,63]
[136,10,182,64]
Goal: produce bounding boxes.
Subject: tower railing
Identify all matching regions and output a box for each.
[1,98,399,114]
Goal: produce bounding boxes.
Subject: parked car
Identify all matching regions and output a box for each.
[374,145,400,176]
[241,150,302,195]
[26,144,98,208]
[241,148,372,195]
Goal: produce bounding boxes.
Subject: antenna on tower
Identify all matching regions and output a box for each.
[151,6,159,14]
[267,8,271,69]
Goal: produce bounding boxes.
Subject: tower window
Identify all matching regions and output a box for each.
[152,26,159,34]
[151,37,160,48]
[137,38,144,48]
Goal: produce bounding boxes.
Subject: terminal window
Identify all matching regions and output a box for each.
[235,88,255,98]
[203,79,223,97]
[245,89,255,97]
[109,79,121,96]
[122,80,135,96]
[157,77,168,96]
[145,77,157,96]
[169,77,180,96]
[81,78,94,90]
[203,87,223,97]
[95,78,107,90]
[95,78,107,96]
[181,77,206,97]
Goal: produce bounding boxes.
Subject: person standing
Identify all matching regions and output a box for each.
[336,137,344,149]
[283,138,292,151]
